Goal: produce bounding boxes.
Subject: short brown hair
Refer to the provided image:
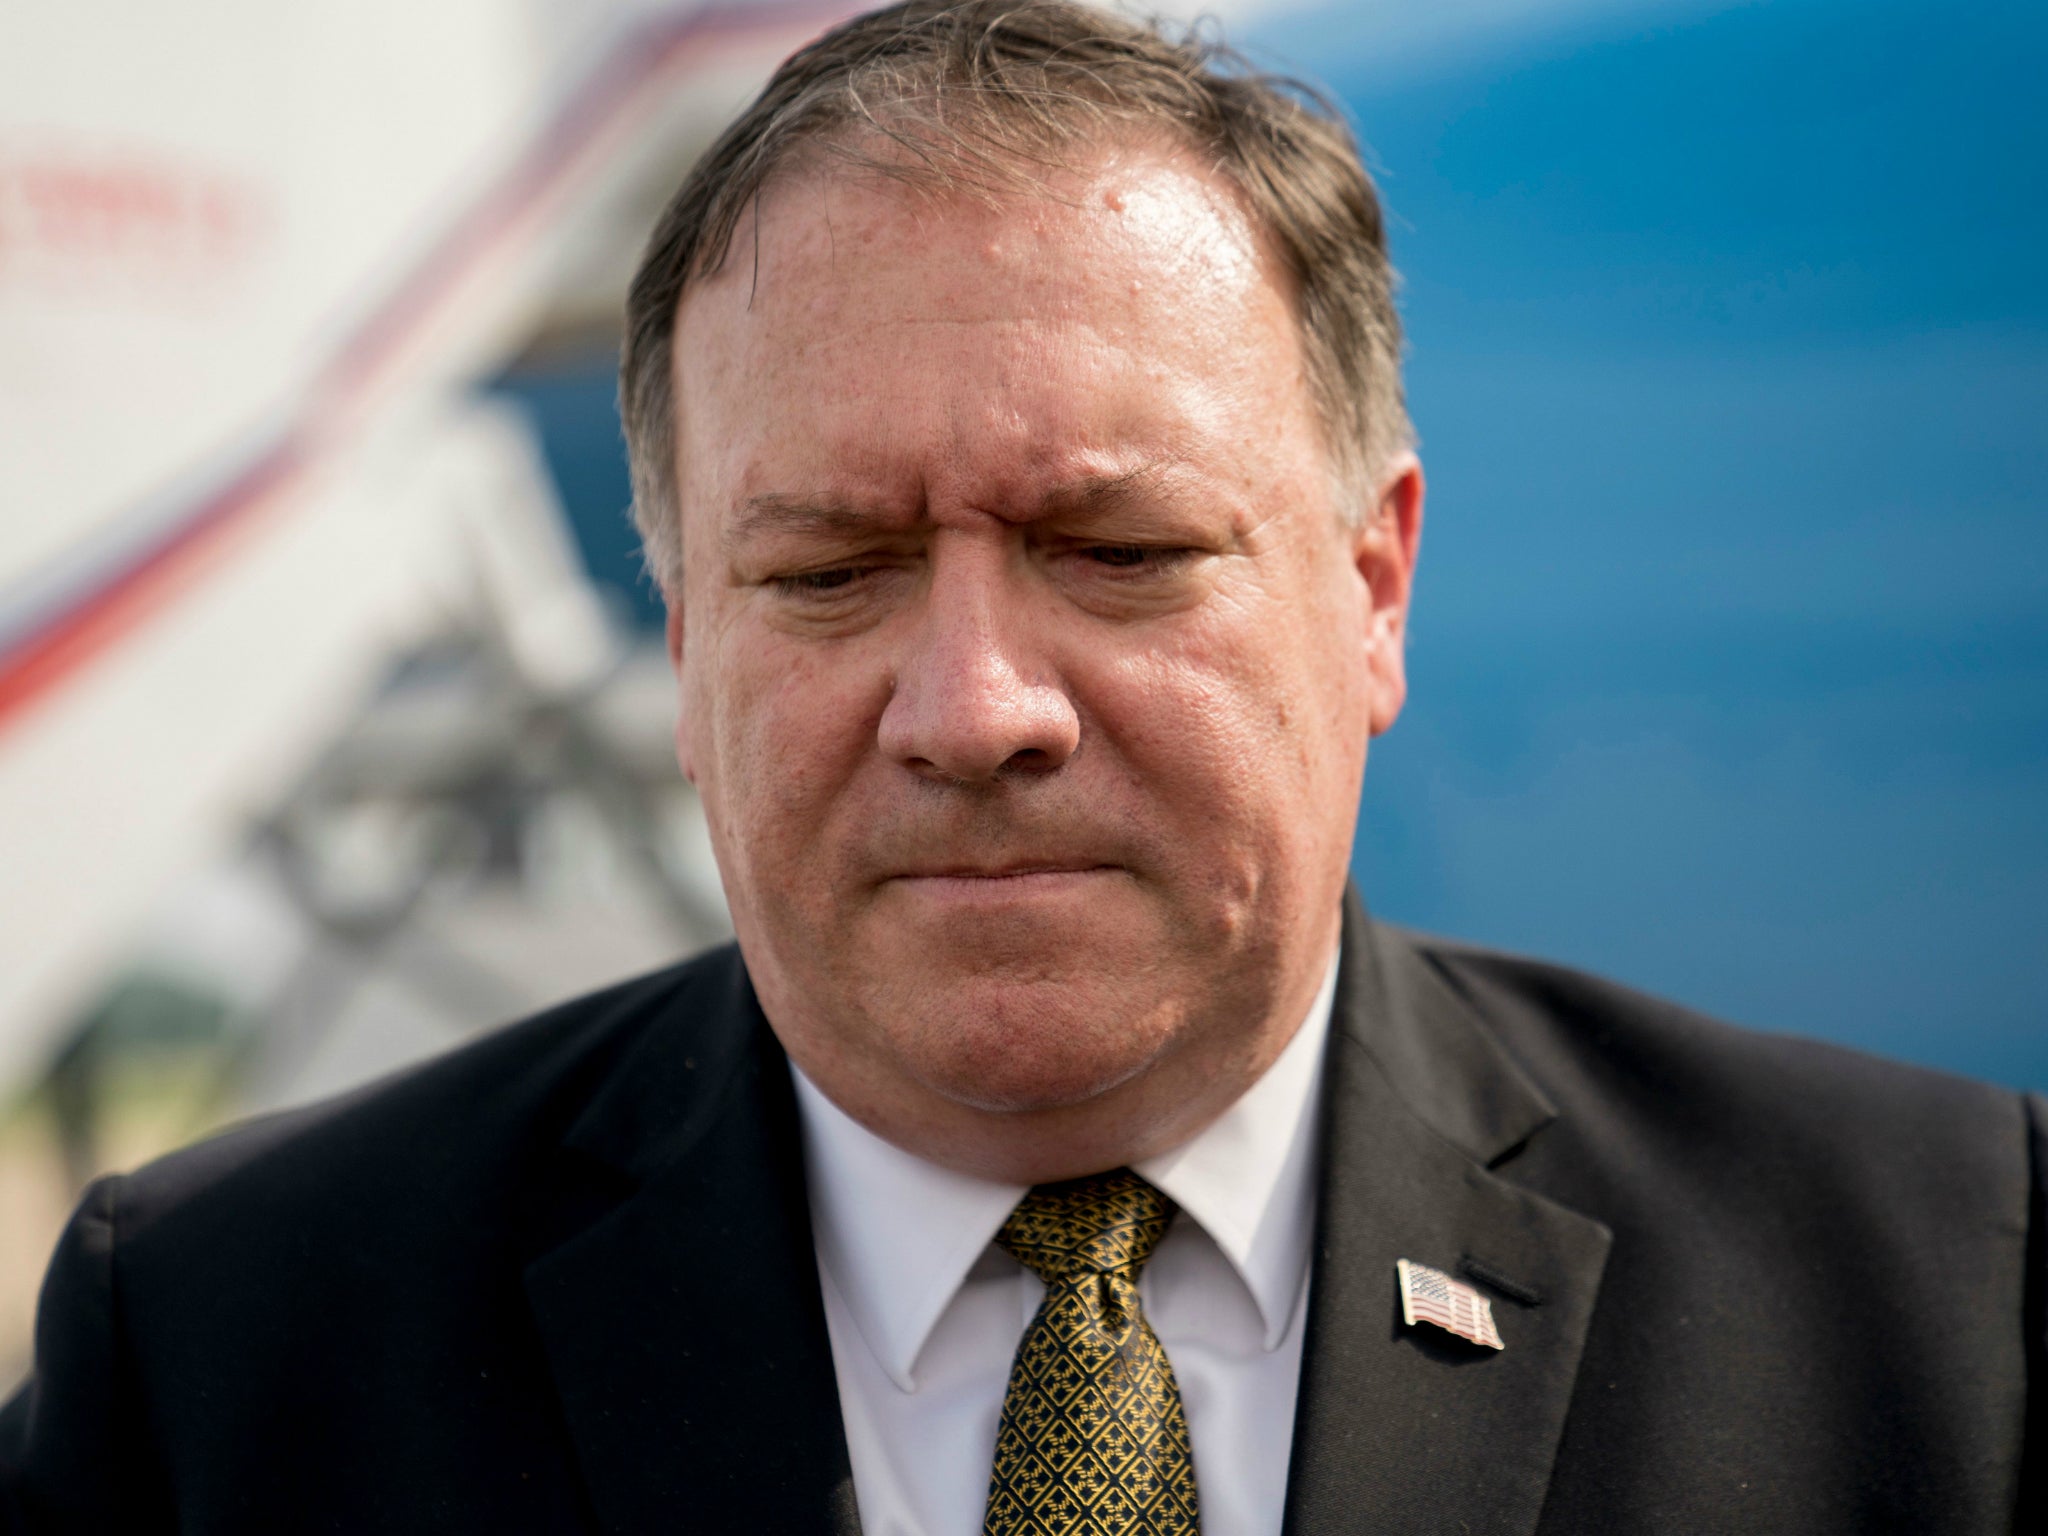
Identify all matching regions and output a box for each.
[620,0,1411,596]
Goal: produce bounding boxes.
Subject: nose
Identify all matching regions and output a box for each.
[877,549,1081,783]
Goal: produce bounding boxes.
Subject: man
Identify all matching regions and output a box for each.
[2,2,2041,1531]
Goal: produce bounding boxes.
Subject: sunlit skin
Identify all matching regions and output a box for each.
[666,141,1423,1184]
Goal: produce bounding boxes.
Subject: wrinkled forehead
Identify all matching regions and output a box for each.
[665,145,1303,503]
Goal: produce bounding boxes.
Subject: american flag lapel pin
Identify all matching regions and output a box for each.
[1397,1258,1506,1350]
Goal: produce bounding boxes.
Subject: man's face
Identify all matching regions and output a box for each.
[668,143,1419,1178]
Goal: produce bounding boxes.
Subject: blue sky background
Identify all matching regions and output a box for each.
[1246,0,2048,1086]
[503,0,2046,1089]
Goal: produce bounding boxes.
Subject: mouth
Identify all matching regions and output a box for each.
[883,863,1124,898]
[893,861,1116,880]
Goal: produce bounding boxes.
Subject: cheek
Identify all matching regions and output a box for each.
[1085,641,1288,871]
[1084,585,1368,874]
[698,630,882,866]
[1105,597,1342,775]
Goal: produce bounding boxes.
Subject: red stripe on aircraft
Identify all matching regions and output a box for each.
[0,0,851,740]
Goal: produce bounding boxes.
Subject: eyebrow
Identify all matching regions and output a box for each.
[1036,462,1182,518]
[722,493,891,552]
[724,462,1186,550]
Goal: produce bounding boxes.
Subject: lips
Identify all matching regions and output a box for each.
[888,861,1118,881]
[880,865,1128,905]
[846,803,1146,892]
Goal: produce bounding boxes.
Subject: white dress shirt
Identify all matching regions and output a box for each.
[790,955,1338,1536]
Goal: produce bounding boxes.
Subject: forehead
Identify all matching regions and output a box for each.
[667,143,1313,514]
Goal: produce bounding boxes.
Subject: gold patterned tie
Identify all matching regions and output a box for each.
[981,1169,1200,1536]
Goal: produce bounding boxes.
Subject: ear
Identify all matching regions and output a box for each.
[1354,452,1424,738]
[666,600,699,785]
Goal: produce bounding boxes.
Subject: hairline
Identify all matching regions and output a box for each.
[622,6,1412,600]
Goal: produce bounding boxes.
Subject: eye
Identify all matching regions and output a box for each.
[1077,544,1198,576]
[1086,545,1152,568]
[770,567,865,596]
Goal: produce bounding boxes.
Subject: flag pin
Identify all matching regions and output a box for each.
[1397,1258,1505,1350]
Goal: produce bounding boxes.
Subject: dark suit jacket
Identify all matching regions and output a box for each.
[3,896,2042,1533]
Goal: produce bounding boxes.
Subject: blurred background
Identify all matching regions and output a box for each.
[2,0,2042,1386]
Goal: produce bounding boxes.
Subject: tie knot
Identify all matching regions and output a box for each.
[995,1168,1175,1284]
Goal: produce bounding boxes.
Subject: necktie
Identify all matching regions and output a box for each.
[981,1169,1200,1536]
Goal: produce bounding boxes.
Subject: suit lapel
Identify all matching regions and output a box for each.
[522,950,860,1535]
[515,901,1605,1535]
[1283,899,1612,1536]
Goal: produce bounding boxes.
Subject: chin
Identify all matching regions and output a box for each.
[891,972,1179,1115]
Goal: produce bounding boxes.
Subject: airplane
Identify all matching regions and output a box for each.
[0,0,866,1112]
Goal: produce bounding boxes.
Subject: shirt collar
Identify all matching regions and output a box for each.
[793,1067,1024,1392]
[1134,949,1335,1351]
[792,950,1339,1388]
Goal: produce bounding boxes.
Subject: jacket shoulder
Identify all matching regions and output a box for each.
[1378,929,2042,1527]
[109,943,746,1248]
[1397,927,2030,1217]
